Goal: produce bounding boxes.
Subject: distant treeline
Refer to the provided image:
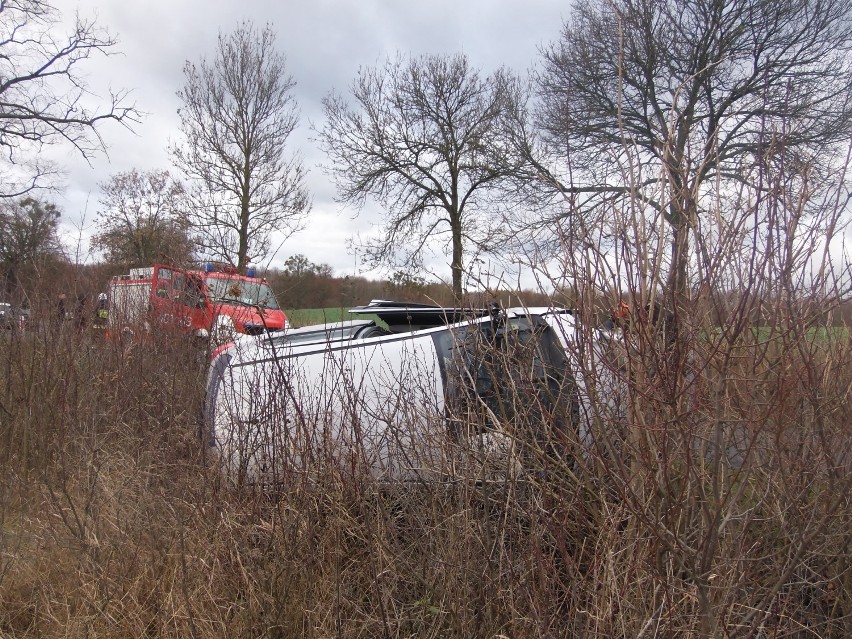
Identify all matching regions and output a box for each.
[5,255,558,318]
[9,256,852,327]
[263,265,557,311]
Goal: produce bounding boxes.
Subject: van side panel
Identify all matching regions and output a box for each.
[212,332,449,483]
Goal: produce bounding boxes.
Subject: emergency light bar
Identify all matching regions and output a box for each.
[204,263,246,276]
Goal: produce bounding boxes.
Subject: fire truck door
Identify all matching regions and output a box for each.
[175,273,210,330]
[150,265,185,327]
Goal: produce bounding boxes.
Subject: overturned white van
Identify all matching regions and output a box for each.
[204,301,616,485]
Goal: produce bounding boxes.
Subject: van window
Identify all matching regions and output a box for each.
[438,317,577,440]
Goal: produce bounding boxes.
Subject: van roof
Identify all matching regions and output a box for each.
[348,300,488,329]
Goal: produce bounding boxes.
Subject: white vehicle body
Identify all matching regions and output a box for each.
[109,276,151,328]
[205,301,617,484]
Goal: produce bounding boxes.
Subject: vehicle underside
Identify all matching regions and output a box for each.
[205,300,601,485]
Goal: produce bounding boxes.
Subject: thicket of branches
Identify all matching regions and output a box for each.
[317,53,522,300]
[0,197,61,298]
[2,118,850,636]
[516,0,852,302]
[1,0,850,637]
[92,169,194,269]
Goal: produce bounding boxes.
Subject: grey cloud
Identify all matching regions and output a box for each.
[56,0,567,276]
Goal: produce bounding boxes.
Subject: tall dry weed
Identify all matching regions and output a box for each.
[1,140,851,639]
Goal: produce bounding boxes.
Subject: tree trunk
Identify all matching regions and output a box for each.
[662,212,690,391]
[666,219,689,313]
[238,165,251,272]
[3,266,16,299]
[450,210,463,303]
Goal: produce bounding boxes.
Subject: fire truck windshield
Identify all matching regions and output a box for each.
[205,276,280,310]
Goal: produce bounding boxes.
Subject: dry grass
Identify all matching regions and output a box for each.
[0,295,850,638]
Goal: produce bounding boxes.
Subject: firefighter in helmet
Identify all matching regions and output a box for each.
[93,292,109,329]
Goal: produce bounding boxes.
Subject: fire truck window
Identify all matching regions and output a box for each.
[172,274,185,300]
[156,268,173,298]
[205,277,281,310]
[185,276,205,308]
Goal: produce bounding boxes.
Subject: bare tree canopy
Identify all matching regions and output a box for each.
[283,253,332,279]
[0,196,60,295]
[527,0,852,301]
[317,53,521,300]
[0,0,138,198]
[172,22,310,272]
[93,169,194,269]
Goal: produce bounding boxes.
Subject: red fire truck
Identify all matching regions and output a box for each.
[108,264,286,339]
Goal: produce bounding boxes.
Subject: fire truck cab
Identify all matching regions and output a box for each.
[108,263,286,339]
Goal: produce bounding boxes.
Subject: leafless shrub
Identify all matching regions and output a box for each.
[2,152,850,637]
[517,120,852,635]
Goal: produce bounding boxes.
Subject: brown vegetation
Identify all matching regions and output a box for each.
[1,1,850,635]
[1,270,849,637]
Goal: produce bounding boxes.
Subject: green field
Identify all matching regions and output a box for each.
[711,325,850,345]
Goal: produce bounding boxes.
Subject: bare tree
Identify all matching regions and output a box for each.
[283,253,330,279]
[172,22,310,272]
[0,197,60,296]
[92,169,194,268]
[521,0,852,311]
[0,0,138,198]
[506,3,852,634]
[317,54,521,301]
[530,138,852,639]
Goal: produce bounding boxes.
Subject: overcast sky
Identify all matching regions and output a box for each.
[54,0,569,281]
